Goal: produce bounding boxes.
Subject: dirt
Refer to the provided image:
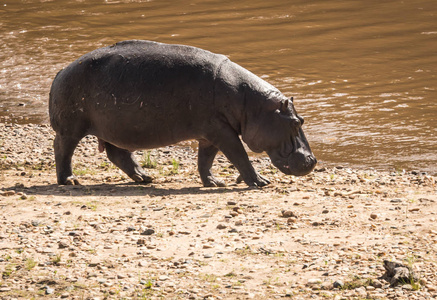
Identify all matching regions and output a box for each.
[1,123,436,299]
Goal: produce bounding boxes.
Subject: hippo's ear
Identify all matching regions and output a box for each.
[290,96,294,103]
[280,99,289,113]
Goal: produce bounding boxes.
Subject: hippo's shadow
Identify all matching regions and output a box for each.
[10,182,249,198]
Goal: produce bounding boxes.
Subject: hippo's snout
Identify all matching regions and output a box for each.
[267,125,316,177]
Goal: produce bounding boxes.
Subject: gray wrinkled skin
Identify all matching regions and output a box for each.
[49,40,317,187]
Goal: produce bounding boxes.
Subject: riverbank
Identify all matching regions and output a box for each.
[1,123,436,299]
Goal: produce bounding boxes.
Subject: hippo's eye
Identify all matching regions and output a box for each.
[297,115,304,125]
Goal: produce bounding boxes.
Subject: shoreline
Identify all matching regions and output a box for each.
[1,122,437,299]
[0,122,434,177]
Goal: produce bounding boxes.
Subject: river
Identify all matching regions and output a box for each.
[1,0,436,174]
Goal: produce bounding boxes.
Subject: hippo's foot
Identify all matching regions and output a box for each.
[63,176,81,186]
[237,174,270,187]
[130,173,154,184]
[203,176,226,187]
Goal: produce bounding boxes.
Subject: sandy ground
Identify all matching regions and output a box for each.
[1,123,437,300]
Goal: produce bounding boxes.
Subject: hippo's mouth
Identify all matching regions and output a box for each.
[267,128,317,176]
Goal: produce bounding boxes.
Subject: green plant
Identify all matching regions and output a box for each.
[25,258,37,270]
[171,159,179,174]
[341,276,373,290]
[2,264,15,279]
[73,168,96,176]
[142,151,157,169]
[142,279,153,289]
[52,254,62,266]
[200,273,217,282]
[224,271,237,278]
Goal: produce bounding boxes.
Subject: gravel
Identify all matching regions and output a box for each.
[0,122,436,299]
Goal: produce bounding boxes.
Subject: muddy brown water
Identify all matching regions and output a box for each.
[1,0,436,174]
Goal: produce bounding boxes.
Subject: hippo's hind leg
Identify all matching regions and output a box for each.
[104,142,153,184]
[54,134,83,185]
[197,139,226,187]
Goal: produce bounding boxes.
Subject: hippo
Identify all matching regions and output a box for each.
[49,40,316,187]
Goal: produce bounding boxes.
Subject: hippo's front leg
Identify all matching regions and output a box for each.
[206,127,270,187]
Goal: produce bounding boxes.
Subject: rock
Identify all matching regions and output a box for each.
[355,286,367,297]
[371,279,383,288]
[45,286,54,294]
[141,229,155,235]
[58,241,69,249]
[159,275,169,281]
[426,284,436,292]
[216,224,227,230]
[61,293,70,298]
[287,217,297,224]
[370,213,378,219]
[382,260,419,287]
[137,239,146,245]
[281,210,296,218]
[89,258,101,267]
[307,278,322,285]
[333,280,344,289]
[2,190,15,196]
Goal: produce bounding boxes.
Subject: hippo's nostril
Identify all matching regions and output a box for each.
[306,155,317,167]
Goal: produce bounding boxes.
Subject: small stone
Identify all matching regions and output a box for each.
[333,280,344,289]
[281,210,296,218]
[159,275,169,281]
[89,258,101,267]
[138,261,148,267]
[204,254,213,258]
[287,217,297,224]
[355,286,367,296]
[371,279,383,288]
[426,284,436,291]
[61,293,70,298]
[141,229,155,235]
[0,287,11,292]
[322,209,329,214]
[370,213,378,219]
[216,224,227,230]
[307,278,322,285]
[58,241,69,249]
[137,239,146,245]
[227,201,237,206]
[45,286,54,294]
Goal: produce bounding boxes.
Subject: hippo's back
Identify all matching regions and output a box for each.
[49,40,229,145]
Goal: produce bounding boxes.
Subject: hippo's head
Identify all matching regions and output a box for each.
[242,95,317,176]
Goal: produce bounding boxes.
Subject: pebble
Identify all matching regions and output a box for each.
[281,210,297,218]
[216,224,227,230]
[333,280,344,289]
[1,123,436,300]
[45,286,54,294]
[141,228,155,235]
